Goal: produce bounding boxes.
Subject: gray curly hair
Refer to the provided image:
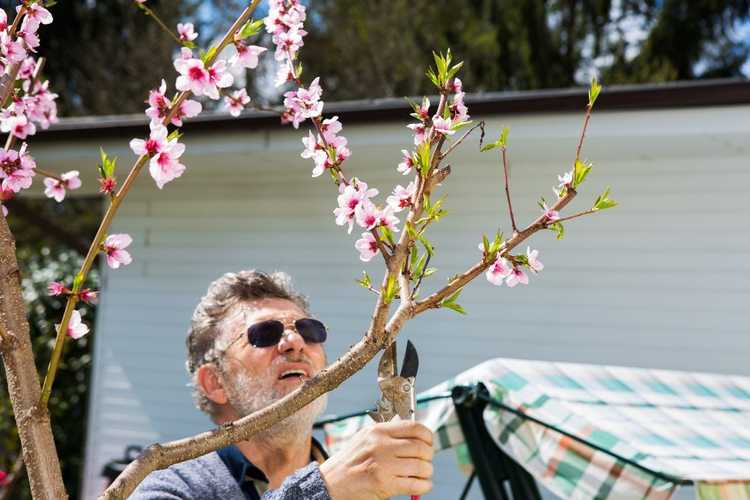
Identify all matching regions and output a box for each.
[186,269,309,417]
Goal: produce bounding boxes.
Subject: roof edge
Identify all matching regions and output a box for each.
[34,78,750,142]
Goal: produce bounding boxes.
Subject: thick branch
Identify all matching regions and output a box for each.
[100,335,383,499]
[0,214,66,499]
[413,188,578,315]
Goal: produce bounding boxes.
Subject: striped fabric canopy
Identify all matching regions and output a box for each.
[322,358,750,500]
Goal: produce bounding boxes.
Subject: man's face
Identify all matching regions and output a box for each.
[217,297,328,425]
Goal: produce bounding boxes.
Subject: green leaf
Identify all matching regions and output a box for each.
[415,141,431,175]
[182,41,197,49]
[356,271,372,289]
[409,245,419,271]
[445,287,462,304]
[593,186,617,210]
[379,226,396,245]
[572,159,592,188]
[413,253,427,280]
[426,68,440,88]
[588,76,602,107]
[482,234,490,254]
[238,18,264,40]
[167,129,183,142]
[548,222,565,240]
[382,274,399,304]
[417,233,434,256]
[489,231,504,255]
[442,302,467,314]
[200,46,218,65]
[44,1,58,7]
[479,127,509,152]
[423,267,437,278]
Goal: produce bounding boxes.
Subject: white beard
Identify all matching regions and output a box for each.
[222,357,328,444]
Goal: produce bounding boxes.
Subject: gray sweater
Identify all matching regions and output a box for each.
[129,451,331,500]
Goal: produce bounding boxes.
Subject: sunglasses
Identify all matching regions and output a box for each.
[246,318,328,348]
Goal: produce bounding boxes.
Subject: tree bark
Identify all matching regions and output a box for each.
[0,214,67,500]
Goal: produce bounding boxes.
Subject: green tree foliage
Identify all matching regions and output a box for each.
[300,0,750,100]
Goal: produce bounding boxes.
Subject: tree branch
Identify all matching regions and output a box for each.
[413,188,578,315]
[500,145,518,233]
[100,333,384,499]
[0,212,66,499]
[439,121,485,160]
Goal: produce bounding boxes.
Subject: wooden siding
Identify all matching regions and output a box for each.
[35,104,749,499]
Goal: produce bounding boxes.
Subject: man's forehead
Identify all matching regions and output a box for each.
[223,298,306,327]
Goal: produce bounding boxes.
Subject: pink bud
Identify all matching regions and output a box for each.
[47,281,66,296]
[78,289,98,304]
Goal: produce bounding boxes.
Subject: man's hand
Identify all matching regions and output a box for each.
[319,419,434,500]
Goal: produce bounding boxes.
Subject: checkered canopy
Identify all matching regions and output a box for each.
[322,358,750,500]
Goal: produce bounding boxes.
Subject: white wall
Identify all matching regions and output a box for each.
[29,103,749,499]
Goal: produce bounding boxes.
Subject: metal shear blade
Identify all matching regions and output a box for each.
[369,340,419,422]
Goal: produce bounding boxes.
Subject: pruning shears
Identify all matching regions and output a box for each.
[369,340,421,499]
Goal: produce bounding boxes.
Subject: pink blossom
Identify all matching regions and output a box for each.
[18,57,36,80]
[149,139,186,189]
[0,468,8,487]
[18,28,39,51]
[230,41,267,70]
[486,256,512,286]
[375,205,400,232]
[78,289,98,304]
[19,3,53,32]
[43,170,81,202]
[0,9,7,32]
[431,115,455,136]
[407,123,427,145]
[274,61,295,87]
[334,179,378,233]
[1,113,35,139]
[526,247,544,273]
[450,92,470,124]
[225,88,250,117]
[145,79,170,125]
[177,22,198,42]
[301,130,327,177]
[506,266,529,288]
[103,234,133,269]
[354,200,379,230]
[171,98,201,127]
[397,150,414,175]
[320,115,342,143]
[47,281,66,296]
[265,0,308,63]
[174,57,212,97]
[355,232,379,262]
[0,145,35,193]
[541,203,560,221]
[204,60,234,99]
[449,77,463,94]
[418,97,430,120]
[0,32,24,64]
[555,170,573,197]
[129,124,168,157]
[21,80,57,129]
[386,181,416,213]
[62,310,89,340]
[99,177,116,195]
[282,77,323,128]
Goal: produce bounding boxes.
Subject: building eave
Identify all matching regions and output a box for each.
[33,78,750,143]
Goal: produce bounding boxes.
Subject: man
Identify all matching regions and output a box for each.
[130,270,434,499]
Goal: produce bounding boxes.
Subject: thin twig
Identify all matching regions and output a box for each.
[553,208,597,224]
[575,104,592,161]
[501,146,518,233]
[439,121,485,160]
[371,228,393,267]
[137,4,184,46]
[32,167,63,183]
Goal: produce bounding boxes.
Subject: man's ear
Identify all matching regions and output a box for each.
[196,363,228,405]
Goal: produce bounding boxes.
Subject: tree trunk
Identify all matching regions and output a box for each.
[0,214,67,500]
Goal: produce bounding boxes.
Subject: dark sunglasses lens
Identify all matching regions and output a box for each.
[247,320,284,347]
[295,318,327,343]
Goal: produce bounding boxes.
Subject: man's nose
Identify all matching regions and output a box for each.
[277,327,305,354]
